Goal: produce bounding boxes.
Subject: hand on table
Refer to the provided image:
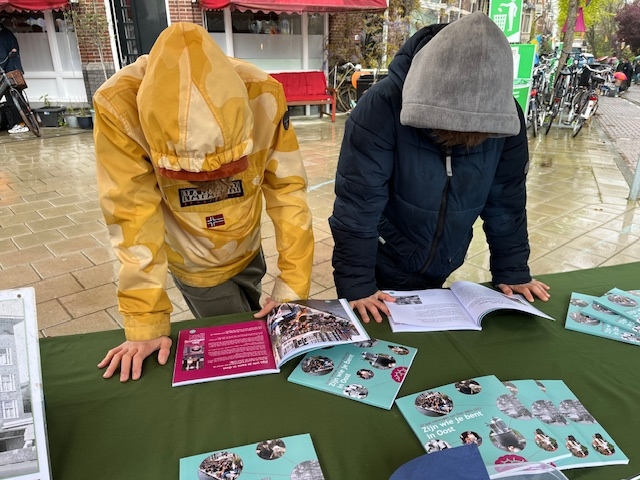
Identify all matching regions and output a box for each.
[350,290,396,323]
[98,336,172,382]
[497,279,551,302]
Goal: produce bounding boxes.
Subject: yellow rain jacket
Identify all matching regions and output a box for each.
[93,23,314,341]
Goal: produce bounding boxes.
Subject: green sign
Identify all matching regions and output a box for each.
[511,44,536,115]
[489,0,523,43]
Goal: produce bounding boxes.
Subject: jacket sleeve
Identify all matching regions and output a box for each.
[261,102,314,303]
[94,89,173,341]
[329,90,396,300]
[481,101,532,286]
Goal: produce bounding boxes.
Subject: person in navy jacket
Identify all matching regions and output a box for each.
[329,13,550,322]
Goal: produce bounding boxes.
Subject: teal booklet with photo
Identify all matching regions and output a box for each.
[538,379,628,468]
[503,379,628,470]
[395,375,570,471]
[592,288,640,323]
[179,433,325,480]
[287,338,417,409]
[565,292,640,346]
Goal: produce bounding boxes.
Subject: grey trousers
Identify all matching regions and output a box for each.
[172,250,266,320]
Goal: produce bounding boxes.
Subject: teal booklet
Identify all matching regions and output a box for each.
[565,292,640,346]
[179,433,325,480]
[592,288,640,323]
[503,379,628,470]
[287,338,417,409]
[395,375,570,470]
[538,379,628,468]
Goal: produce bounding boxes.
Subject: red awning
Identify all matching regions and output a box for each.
[201,0,388,14]
[0,0,68,12]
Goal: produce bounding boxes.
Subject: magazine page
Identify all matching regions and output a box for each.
[0,288,52,480]
[179,433,325,480]
[267,300,369,367]
[592,288,640,323]
[172,320,278,387]
[450,281,554,323]
[565,293,640,346]
[287,338,417,409]
[538,380,629,467]
[383,289,478,331]
[395,375,569,476]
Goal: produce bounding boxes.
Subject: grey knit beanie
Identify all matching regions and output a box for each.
[400,12,520,136]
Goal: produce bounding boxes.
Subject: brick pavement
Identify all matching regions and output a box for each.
[594,86,640,183]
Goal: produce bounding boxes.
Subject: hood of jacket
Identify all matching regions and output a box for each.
[137,22,254,181]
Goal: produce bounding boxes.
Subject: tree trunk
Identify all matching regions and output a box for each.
[556,0,579,84]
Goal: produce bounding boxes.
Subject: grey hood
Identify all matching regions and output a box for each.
[400,12,520,136]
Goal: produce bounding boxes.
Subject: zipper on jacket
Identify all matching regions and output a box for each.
[419,148,452,275]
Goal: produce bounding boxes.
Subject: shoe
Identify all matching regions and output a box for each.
[8,124,29,134]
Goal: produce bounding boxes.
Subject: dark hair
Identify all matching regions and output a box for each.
[431,129,490,148]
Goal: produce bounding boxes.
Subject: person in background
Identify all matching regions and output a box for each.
[0,22,28,134]
[329,13,550,323]
[93,23,314,382]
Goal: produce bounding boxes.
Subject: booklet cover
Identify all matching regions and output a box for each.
[537,380,628,468]
[172,300,370,386]
[179,433,325,480]
[384,281,554,333]
[592,288,640,323]
[502,379,622,471]
[565,293,640,346]
[395,375,569,472]
[287,338,417,409]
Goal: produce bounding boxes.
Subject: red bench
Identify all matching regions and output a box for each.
[270,71,336,122]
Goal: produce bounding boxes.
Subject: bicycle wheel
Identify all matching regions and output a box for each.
[530,101,538,137]
[10,89,41,137]
[544,103,558,135]
[337,85,357,112]
[572,117,585,137]
[566,90,585,125]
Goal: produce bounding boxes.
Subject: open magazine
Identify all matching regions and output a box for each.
[384,281,554,332]
[172,300,369,386]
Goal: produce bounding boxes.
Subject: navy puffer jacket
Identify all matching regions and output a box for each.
[330,24,532,301]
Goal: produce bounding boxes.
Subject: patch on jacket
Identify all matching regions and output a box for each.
[206,214,225,228]
[178,180,244,207]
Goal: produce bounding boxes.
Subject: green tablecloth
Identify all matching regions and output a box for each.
[41,263,640,479]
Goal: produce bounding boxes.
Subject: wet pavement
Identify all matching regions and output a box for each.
[0,96,639,338]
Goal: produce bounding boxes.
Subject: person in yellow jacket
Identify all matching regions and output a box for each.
[94,23,314,382]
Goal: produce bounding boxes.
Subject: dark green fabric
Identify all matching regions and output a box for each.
[41,262,640,480]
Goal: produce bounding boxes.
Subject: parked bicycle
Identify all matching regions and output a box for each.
[329,62,360,113]
[0,50,40,137]
[566,64,608,137]
[526,63,548,137]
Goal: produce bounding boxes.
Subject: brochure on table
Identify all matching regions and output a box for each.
[539,380,628,467]
[505,379,628,469]
[288,338,417,409]
[565,292,640,346]
[591,288,640,323]
[0,287,52,480]
[395,375,571,472]
[384,281,553,333]
[172,300,369,386]
[179,433,325,480]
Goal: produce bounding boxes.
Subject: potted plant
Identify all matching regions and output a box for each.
[76,104,93,129]
[34,94,66,128]
[63,99,83,128]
